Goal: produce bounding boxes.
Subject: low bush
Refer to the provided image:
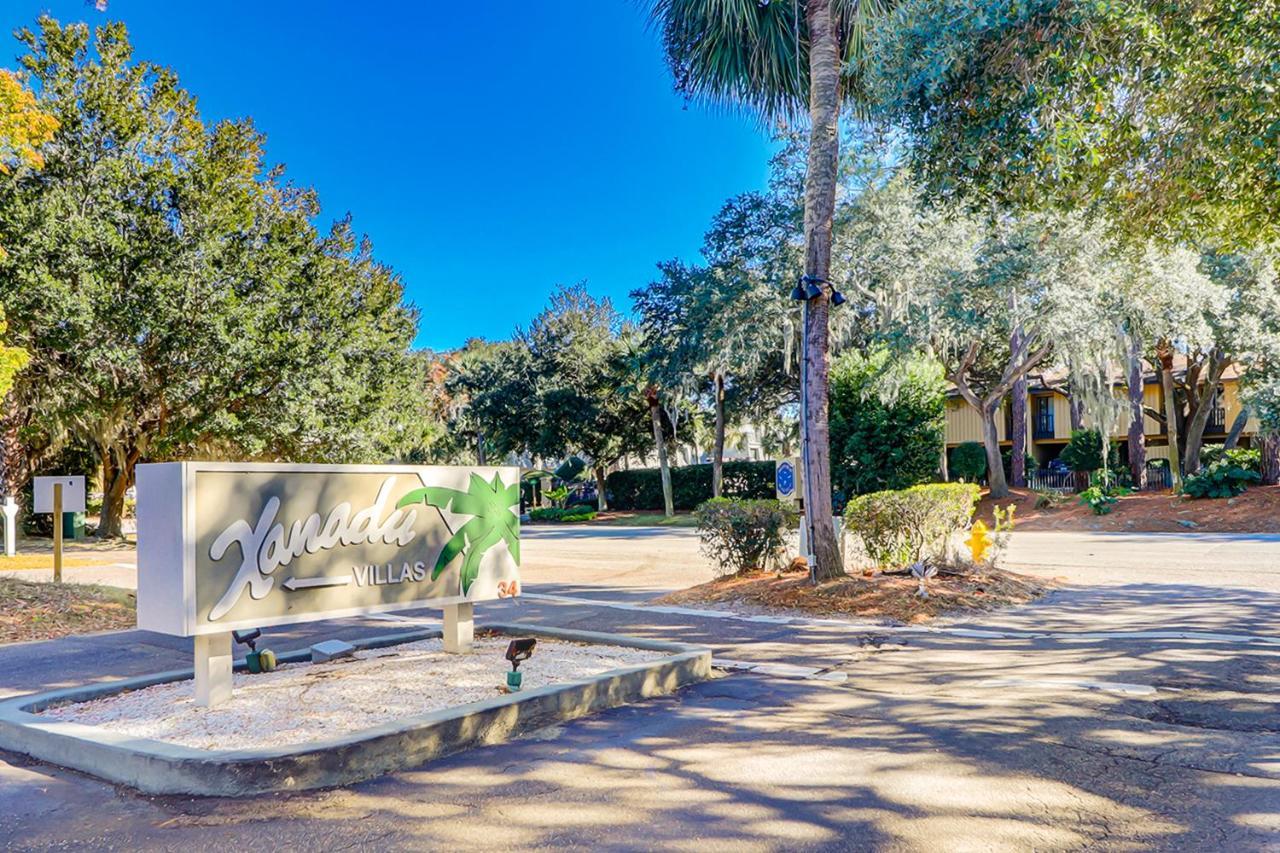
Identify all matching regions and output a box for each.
[528,506,597,523]
[693,498,798,575]
[1183,460,1261,499]
[1060,429,1122,474]
[605,461,776,511]
[951,442,987,482]
[1078,486,1118,515]
[1199,446,1261,472]
[844,483,980,569]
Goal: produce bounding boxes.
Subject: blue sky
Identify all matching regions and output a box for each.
[2,1,777,350]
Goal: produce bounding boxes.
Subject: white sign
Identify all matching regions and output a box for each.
[136,462,522,637]
[33,476,86,513]
[775,459,801,501]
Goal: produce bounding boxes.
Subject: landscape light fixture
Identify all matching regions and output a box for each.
[232,628,277,673]
[830,290,847,307]
[504,637,537,691]
[792,274,824,301]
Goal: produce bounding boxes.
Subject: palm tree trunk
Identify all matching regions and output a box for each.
[799,0,844,581]
[646,387,674,517]
[1261,433,1280,485]
[712,371,726,498]
[1157,343,1184,491]
[1126,334,1147,489]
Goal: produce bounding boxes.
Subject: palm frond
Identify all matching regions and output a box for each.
[648,0,892,123]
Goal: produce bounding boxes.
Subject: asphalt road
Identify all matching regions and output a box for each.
[1,527,1279,850]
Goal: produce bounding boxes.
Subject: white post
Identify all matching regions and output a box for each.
[443,602,474,653]
[194,632,233,707]
[2,496,16,557]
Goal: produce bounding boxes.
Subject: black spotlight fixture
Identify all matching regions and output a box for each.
[504,637,537,691]
[831,290,847,307]
[793,274,824,301]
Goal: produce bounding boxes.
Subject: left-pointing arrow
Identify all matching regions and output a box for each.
[282,575,351,591]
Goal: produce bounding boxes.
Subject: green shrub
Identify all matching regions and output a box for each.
[950,442,987,482]
[844,483,980,569]
[528,506,597,523]
[829,350,946,500]
[605,461,776,511]
[1060,429,1120,474]
[1183,460,1261,499]
[1199,446,1260,472]
[693,498,798,575]
[1078,486,1118,515]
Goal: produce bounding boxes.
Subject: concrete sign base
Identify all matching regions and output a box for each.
[0,624,711,797]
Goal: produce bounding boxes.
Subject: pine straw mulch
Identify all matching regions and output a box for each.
[0,577,136,644]
[658,564,1056,624]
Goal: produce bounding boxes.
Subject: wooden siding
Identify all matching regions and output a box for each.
[944,378,1257,447]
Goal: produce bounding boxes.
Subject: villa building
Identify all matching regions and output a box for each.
[944,364,1259,475]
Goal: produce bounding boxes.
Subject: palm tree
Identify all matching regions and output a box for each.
[649,0,885,580]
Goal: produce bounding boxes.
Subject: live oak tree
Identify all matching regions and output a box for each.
[650,0,890,580]
[522,284,650,511]
[868,0,1280,249]
[0,19,420,535]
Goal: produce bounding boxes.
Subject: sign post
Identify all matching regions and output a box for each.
[2,496,17,557]
[52,484,61,583]
[136,462,522,707]
[34,476,86,584]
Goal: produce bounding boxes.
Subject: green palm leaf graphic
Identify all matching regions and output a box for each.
[396,472,520,596]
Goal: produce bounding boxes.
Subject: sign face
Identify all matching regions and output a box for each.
[136,462,521,636]
[775,460,798,501]
[33,476,86,513]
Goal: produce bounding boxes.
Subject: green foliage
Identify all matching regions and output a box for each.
[693,497,798,575]
[868,0,1280,246]
[829,349,945,499]
[1183,461,1262,499]
[1199,446,1261,472]
[650,0,887,122]
[528,506,597,523]
[1060,430,1120,474]
[0,19,422,531]
[951,442,987,482]
[605,461,776,511]
[1078,486,1118,516]
[844,483,980,569]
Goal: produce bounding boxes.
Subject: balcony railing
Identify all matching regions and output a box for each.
[1206,407,1227,434]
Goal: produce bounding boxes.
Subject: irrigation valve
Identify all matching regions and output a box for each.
[233,628,278,674]
[504,637,537,691]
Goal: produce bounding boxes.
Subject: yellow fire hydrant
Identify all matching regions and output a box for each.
[966,520,992,564]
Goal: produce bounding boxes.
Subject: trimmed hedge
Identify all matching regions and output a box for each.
[605,461,776,511]
[844,483,980,569]
[528,506,598,523]
[694,498,798,575]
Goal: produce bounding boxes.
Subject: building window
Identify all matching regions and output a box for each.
[1034,396,1055,439]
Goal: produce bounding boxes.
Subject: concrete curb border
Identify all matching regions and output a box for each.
[0,622,711,796]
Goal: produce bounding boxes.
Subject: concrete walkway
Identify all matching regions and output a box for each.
[2,528,1279,849]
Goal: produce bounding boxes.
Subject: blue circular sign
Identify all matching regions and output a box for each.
[776,461,796,498]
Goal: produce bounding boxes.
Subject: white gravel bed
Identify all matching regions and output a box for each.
[41,637,660,750]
